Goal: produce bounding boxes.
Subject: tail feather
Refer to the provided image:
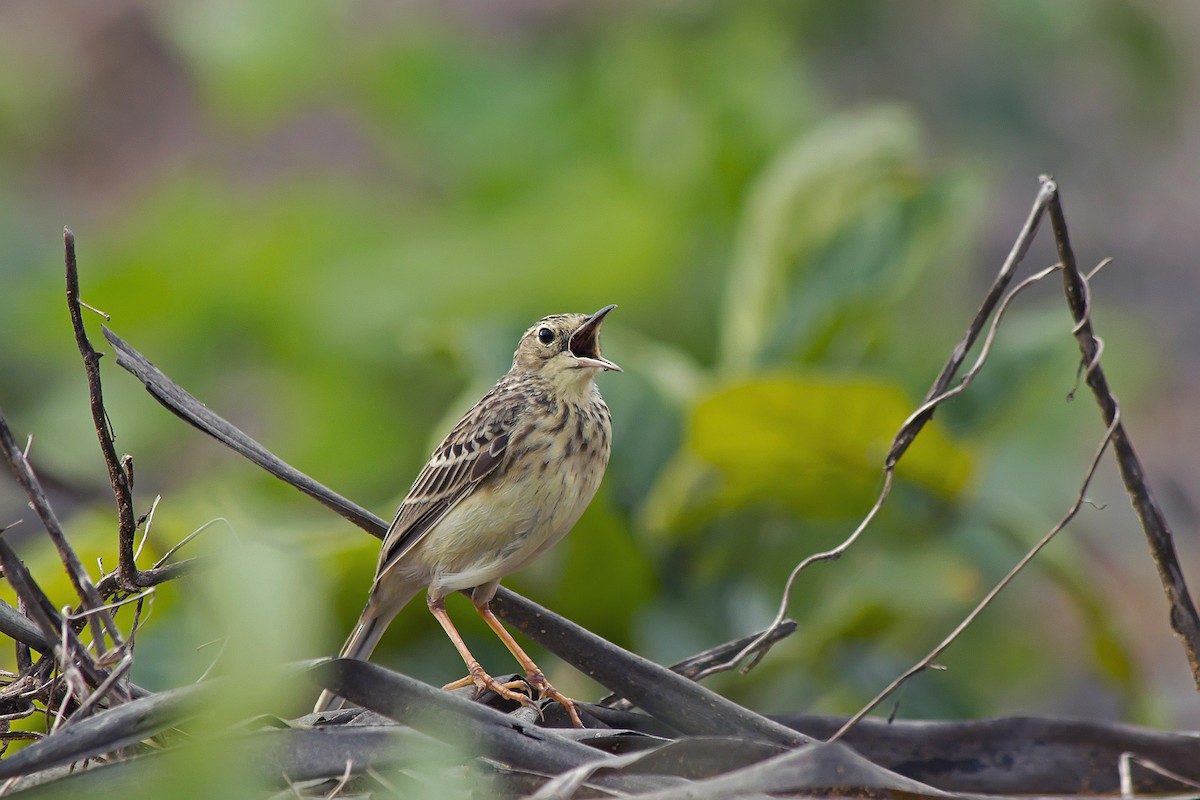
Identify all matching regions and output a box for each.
[313,584,421,713]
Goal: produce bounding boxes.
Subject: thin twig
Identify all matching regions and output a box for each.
[94,558,200,599]
[64,229,140,594]
[324,759,354,799]
[724,470,894,675]
[78,300,110,321]
[1044,176,1200,687]
[128,591,151,651]
[152,517,229,569]
[0,538,117,697]
[902,263,1062,423]
[65,589,156,622]
[829,415,1120,742]
[194,637,229,684]
[889,178,1059,466]
[62,654,134,724]
[707,197,1064,677]
[600,621,798,708]
[133,494,161,563]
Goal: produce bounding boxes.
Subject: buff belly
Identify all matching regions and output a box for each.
[415,452,606,598]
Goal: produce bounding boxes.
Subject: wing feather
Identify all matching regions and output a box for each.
[373,386,522,583]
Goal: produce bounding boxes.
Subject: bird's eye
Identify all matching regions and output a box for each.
[537,327,555,345]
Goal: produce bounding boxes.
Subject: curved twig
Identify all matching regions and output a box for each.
[711,247,1065,677]
[830,414,1121,742]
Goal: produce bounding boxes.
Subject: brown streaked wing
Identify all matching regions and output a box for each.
[373,392,520,583]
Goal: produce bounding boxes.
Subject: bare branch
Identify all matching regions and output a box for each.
[64,229,139,594]
[706,187,1064,678]
[599,622,798,709]
[889,178,1058,466]
[101,326,386,539]
[830,415,1120,742]
[94,558,202,599]
[1043,177,1200,687]
[62,654,134,725]
[0,537,118,698]
[0,598,52,656]
[0,408,116,651]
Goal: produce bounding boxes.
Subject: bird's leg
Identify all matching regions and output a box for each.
[441,674,530,693]
[426,595,537,710]
[474,602,584,728]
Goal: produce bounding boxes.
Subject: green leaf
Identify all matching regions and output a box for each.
[717,107,924,372]
[687,373,972,518]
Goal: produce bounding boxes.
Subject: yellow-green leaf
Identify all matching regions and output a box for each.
[688,373,972,517]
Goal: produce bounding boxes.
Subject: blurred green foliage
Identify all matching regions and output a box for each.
[0,1,1187,786]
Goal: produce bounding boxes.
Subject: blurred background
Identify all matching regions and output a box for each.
[2,0,1199,747]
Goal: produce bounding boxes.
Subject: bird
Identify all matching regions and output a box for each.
[315,305,620,726]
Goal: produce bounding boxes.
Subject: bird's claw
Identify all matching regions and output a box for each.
[444,668,538,712]
[524,670,583,728]
[444,668,583,727]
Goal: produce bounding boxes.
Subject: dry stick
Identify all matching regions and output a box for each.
[65,229,168,596]
[65,227,135,589]
[0,537,115,696]
[102,327,386,538]
[829,415,1121,743]
[598,621,799,708]
[62,654,134,724]
[0,409,115,652]
[94,555,197,599]
[1044,178,1200,688]
[151,518,227,570]
[664,621,798,689]
[712,180,1061,676]
[13,599,33,673]
[0,543,65,659]
[893,178,1058,463]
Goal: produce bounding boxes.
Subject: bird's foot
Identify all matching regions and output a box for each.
[443,665,538,712]
[525,669,583,728]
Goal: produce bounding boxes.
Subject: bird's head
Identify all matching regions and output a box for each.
[512,304,621,389]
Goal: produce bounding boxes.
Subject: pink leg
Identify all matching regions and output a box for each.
[427,594,536,711]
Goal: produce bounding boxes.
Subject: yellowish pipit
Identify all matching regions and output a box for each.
[315,305,620,726]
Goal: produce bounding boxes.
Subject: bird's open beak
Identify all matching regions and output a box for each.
[568,304,621,372]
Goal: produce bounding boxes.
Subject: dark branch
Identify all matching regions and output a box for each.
[888,178,1057,467]
[489,589,809,747]
[708,181,1064,678]
[101,326,387,539]
[94,558,203,598]
[0,536,116,695]
[0,406,115,650]
[65,229,141,596]
[598,622,798,709]
[1044,177,1200,688]
[0,598,53,655]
